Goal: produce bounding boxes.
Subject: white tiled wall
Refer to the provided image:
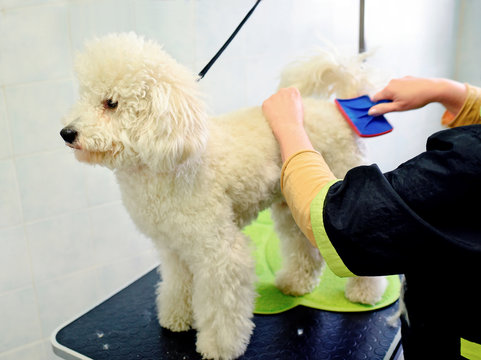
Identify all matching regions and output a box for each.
[0,0,463,359]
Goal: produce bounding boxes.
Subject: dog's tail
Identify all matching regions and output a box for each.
[278,48,375,99]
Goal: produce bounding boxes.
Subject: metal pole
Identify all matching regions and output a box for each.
[359,0,366,53]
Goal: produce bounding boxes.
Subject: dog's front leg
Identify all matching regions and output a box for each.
[190,230,256,360]
[156,248,194,332]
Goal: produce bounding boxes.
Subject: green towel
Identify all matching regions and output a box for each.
[243,211,401,314]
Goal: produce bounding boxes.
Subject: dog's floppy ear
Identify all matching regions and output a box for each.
[135,81,208,173]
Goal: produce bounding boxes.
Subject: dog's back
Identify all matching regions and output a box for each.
[205,49,373,227]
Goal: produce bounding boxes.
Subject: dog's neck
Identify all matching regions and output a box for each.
[115,154,203,189]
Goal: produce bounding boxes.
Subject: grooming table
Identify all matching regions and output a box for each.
[52,268,402,360]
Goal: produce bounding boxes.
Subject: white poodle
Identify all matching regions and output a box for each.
[61,33,387,360]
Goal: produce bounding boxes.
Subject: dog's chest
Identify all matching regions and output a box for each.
[115,171,185,239]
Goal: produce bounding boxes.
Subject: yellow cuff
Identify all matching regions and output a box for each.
[461,338,481,360]
[443,84,481,128]
[310,180,356,277]
[280,150,336,247]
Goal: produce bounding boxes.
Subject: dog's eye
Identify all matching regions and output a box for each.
[104,99,118,109]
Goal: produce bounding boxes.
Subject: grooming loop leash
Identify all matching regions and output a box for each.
[197,0,262,81]
[197,0,364,78]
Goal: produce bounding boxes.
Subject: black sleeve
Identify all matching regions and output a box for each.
[323,125,481,276]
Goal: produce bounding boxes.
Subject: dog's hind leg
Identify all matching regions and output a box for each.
[345,275,388,306]
[190,229,256,360]
[271,201,325,296]
[270,203,387,305]
[156,248,194,332]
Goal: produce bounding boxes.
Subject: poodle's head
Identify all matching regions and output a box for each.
[61,32,208,172]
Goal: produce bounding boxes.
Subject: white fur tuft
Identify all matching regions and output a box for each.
[278,48,375,99]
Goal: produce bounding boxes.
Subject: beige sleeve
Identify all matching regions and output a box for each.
[442,84,481,127]
[280,150,337,247]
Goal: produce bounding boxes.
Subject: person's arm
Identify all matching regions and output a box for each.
[262,88,337,246]
[316,125,481,277]
[263,88,481,279]
[368,76,468,117]
[368,76,481,128]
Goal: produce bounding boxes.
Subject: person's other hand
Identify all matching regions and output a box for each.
[369,76,467,117]
[369,76,441,116]
[262,87,304,138]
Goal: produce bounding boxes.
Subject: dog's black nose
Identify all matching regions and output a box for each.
[60,127,78,144]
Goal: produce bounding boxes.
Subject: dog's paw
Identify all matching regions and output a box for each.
[158,308,193,332]
[195,315,254,360]
[275,268,320,296]
[344,276,388,306]
[196,329,249,360]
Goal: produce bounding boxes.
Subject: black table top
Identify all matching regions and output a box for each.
[52,268,401,360]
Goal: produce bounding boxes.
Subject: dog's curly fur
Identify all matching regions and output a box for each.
[61,33,387,360]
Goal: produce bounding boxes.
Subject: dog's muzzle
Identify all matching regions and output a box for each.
[60,127,78,144]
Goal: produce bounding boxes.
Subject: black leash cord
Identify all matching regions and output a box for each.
[197,0,262,81]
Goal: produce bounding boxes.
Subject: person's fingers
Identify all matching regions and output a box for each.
[368,101,399,116]
[370,87,393,103]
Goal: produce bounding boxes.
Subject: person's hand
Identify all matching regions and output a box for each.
[262,87,314,162]
[369,76,467,117]
[262,87,304,139]
[369,76,441,116]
